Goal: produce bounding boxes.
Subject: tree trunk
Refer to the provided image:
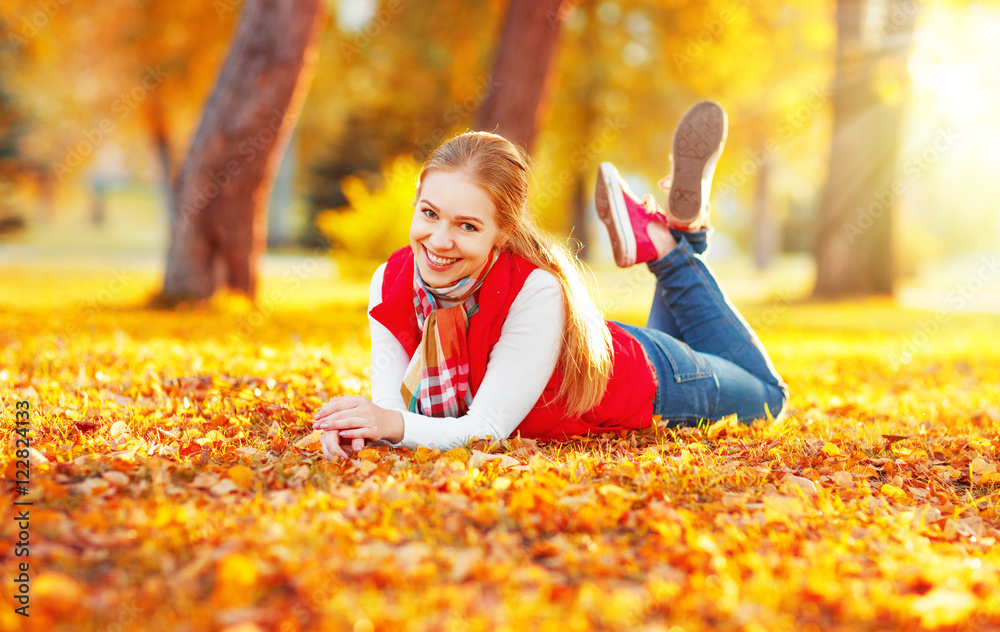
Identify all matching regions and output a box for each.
[752,156,778,271]
[813,0,918,298]
[159,0,323,304]
[570,175,589,261]
[145,95,176,226]
[475,0,567,154]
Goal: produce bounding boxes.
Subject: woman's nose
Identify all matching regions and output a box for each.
[428,224,453,250]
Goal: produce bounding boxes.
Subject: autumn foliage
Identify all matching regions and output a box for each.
[2,271,999,631]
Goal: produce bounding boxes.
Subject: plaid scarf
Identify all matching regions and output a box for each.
[400,249,500,417]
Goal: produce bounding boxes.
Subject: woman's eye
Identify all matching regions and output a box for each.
[461,223,479,232]
[421,208,437,219]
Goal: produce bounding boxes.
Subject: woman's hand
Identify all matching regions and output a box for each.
[312,396,404,460]
[319,429,354,461]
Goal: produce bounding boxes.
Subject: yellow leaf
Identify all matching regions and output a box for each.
[294,430,322,450]
[880,484,907,500]
[970,457,996,483]
[468,450,519,469]
[109,420,130,440]
[707,414,739,440]
[822,442,846,457]
[443,447,470,463]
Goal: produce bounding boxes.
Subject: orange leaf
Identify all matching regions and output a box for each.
[358,448,382,463]
[414,446,441,463]
[226,464,254,489]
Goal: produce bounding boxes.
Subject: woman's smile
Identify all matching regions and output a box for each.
[423,246,460,268]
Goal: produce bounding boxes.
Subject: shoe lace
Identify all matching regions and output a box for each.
[640,193,663,216]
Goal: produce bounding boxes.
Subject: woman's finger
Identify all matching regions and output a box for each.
[313,404,363,425]
[313,397,358,421]
[338,427,372,439]
[321,430,349,460]
[314,414,368,431]
[352,438,365,452]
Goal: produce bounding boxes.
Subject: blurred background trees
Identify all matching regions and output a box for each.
[1,0,997,303]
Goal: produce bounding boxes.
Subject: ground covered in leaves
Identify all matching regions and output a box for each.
[2,266,1000,632]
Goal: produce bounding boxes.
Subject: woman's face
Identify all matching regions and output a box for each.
[409,170,504,288]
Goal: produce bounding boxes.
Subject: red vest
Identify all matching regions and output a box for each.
[368,247,657,441]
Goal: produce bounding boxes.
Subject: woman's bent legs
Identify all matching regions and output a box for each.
[618,229,788,425]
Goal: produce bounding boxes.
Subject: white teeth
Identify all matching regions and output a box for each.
[426,249,458,265]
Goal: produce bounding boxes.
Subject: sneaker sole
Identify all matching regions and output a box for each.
[669,101,728,224]
[595,163,636,268]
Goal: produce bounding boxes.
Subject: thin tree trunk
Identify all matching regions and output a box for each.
[813,0,917,297]
[145,96,176,226]
[752,156,778,271]
[570,175,589,261]
[159,0,323,304]
[476,0,567,154]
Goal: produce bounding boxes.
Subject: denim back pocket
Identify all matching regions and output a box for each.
[648,334,714,383]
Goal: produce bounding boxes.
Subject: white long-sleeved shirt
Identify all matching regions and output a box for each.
[368,262,599,450]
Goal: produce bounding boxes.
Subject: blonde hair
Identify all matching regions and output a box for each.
[416,131,612,416]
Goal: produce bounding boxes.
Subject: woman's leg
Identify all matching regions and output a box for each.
[645,227,709,337]
[635,228,788,423]
[595,99,786,424]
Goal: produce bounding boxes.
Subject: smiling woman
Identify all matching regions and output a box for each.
[409,171,503,288]
[312,117,789,460]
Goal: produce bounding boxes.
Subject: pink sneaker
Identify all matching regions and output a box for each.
[595,162,666,268]
[665,100,727,230]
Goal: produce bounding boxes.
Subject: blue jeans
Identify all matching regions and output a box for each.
[612,228,788,427]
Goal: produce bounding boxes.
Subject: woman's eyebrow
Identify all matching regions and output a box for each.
[418,199,484,225]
